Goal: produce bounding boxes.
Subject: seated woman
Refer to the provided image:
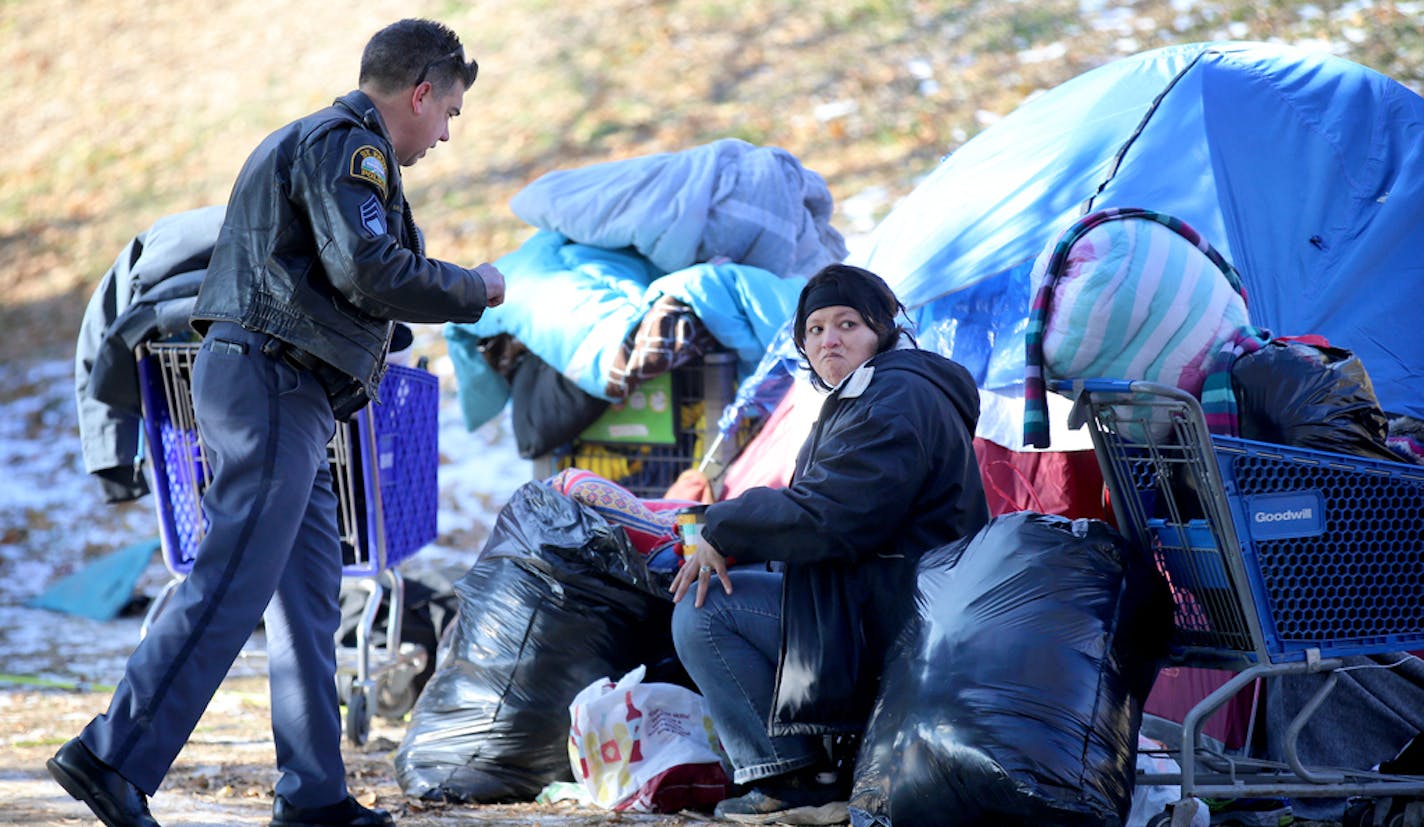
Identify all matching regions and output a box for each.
[670,263,990,825]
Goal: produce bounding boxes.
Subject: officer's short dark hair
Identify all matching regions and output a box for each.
[360,19,479,96]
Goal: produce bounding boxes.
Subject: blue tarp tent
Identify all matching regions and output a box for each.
[851,41,1424,449]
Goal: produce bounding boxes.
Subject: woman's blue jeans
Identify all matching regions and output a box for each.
[671,568,821,784]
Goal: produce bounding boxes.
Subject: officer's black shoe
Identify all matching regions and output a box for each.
[270,794,395,827]
[46,737,161,827]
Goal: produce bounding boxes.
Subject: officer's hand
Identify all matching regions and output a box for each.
[475,262,506,307]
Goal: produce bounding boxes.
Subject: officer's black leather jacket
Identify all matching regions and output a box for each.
[192,90,488,402]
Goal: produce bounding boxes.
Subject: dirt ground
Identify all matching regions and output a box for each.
[1,675,1354,827]
[1,674,714,827]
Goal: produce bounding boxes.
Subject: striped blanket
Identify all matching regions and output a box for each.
[1024,209,1266,448]
[546,467,693,559]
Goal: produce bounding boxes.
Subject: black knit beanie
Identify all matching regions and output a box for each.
[793,264,901,351]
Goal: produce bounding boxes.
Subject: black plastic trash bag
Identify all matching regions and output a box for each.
[849,512,1173,827]
[394,482,675,803]
[1232,340,1398,462]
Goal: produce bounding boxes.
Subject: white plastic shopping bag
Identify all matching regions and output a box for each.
[1128,734,1210,827]
[568,664,730,812]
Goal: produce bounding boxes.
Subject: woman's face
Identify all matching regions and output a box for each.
[804,305,880,387]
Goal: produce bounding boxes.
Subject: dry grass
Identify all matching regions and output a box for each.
[2,0,1421,365]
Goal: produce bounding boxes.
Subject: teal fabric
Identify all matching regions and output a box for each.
[443,325,511,431]
[643,262,805,379]
[26,538,159,621]
[445,232,806,430]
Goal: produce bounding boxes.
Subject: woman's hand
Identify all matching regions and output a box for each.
[669,540,732,608]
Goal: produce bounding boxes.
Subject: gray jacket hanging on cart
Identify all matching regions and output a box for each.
[74,205,226,503]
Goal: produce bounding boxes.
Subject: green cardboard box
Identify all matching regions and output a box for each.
[578,372,677,445]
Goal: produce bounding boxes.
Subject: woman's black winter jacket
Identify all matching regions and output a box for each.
[703,346,990,735]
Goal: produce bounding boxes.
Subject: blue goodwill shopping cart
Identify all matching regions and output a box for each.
[1058,378,1424,826]
[135,341,439,745]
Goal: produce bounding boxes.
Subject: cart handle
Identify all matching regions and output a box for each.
[1052,378,1204,431]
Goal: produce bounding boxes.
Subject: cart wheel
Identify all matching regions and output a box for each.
[1399,800,1424,827]
[346,684,370,746]
[377,681,416,721]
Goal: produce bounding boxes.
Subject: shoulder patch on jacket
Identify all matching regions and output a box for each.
[349,145,388,198]
[358,194,387,239]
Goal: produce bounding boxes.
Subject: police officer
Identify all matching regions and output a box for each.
[48,19,503,827]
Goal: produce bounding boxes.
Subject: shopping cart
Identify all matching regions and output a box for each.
[533,352,740,498]
[1057,378,1424,825]
[134,341,439,745]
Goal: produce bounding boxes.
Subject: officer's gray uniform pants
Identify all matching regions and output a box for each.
[81,321,348,808]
